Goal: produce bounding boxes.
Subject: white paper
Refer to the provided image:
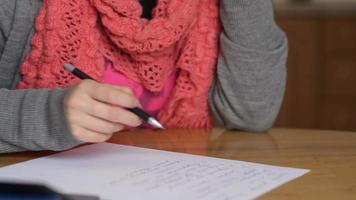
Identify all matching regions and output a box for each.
[0,143,309,200]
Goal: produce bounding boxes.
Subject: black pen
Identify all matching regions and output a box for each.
[64,63,164,129]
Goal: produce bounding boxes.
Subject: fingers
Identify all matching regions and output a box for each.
[83,81,140,108]
[85,98,142,127]
[65,80,143,143]
[69,111,124,134]
[71,125,113,143]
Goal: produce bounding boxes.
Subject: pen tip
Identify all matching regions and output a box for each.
[148,118,165,129]
[64,63,75,72]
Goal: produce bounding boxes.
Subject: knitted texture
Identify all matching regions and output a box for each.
[17,0,220,128]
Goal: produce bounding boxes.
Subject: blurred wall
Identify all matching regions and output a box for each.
[273,0,356,131]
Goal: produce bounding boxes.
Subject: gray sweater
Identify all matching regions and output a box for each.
[0,0,288,153]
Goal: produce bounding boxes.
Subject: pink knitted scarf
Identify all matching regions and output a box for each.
[18,0,220,128]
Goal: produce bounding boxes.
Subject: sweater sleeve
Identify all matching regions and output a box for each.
[209,0,288,132]
[0,88,83,153]
[0,0,16,56]
[0,23,5,56]
[0,0,82,153]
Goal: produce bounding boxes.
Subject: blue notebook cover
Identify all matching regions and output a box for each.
[0,182,62,200]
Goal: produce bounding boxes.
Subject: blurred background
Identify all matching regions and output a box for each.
[272,0,356,131]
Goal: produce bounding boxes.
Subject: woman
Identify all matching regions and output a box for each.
[0,0,287,152]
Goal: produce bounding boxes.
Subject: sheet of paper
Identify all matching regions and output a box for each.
[0,143,309,200]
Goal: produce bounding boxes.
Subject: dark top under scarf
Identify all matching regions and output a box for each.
[139,0,157,19]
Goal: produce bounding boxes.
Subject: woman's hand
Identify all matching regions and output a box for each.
[65,80,142,143]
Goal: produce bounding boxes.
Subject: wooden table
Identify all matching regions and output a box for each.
[1,128,356,199]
